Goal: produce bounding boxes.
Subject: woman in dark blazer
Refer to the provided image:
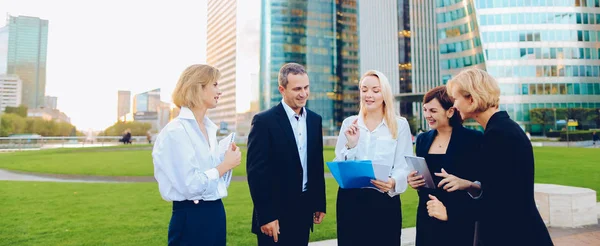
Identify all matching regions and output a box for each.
[408,86,482,246]
[445,68,553,246]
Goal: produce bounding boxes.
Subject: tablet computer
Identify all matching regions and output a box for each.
[404,155,436,189]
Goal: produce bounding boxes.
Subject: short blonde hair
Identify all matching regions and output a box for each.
[359,70,399,139]
[446,68,500,113]
[172,64,221,108]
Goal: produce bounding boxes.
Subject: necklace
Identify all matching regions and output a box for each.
[436,137,450,148]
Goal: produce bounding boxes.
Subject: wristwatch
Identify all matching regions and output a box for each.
[345,143,354,150]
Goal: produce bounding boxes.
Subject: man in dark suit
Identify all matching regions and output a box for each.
[247,63,327,246]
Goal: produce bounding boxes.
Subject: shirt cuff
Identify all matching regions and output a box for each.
[204,168,220,180]
[387,176,407,197]
[468,181,483,199]
[342,145,358,160]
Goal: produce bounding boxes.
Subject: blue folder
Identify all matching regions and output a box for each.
[326,160,376,189]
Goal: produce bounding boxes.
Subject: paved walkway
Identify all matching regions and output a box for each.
[308,220,600,246]
[0,168,251,183]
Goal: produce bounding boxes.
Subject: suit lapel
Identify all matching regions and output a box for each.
[419,130,436,156]
[445,126,462,164]
[306,110,316,166]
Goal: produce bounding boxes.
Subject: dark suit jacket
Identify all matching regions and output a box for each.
[477,111,553,246]
[246,103,326,234]
[415,126,482,245]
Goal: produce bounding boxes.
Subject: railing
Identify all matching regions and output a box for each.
[0,136,151,150]
[0,135,343,150]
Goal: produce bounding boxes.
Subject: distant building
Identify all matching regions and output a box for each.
[44,96,57,109]
[0,74,22,112]
[5,15,49,109]
[27,107,70,123]
[117,90,131,121]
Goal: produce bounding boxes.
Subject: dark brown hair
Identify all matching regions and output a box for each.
[278,63,307,88]
[423,86,463,127]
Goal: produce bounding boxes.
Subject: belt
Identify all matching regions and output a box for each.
[173,199,221,209]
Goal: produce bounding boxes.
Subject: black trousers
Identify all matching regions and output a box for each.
[337,188,402,246]
[257,193,313,246]
[168,199,226,246]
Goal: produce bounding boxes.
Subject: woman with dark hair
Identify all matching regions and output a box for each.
[408,86,482,246]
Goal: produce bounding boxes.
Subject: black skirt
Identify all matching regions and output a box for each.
[336,188,402,246]
[168,199,226,246]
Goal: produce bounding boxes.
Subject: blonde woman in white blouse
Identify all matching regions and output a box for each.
[334,70,413,246]
[152,64,241,246]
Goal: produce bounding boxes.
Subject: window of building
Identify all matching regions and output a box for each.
[567,83,574,94]
[464,56,473,66]
[529,84,537,94]
[581,83,589,94]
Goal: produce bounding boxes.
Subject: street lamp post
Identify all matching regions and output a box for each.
[553,108,557,131]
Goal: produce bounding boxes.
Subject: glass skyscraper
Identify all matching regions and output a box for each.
[410,0,600,133]
[260,0,359,135]
[0,26,8,74]
[6,15,49,109]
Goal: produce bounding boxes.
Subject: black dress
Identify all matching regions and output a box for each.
[337,188,402,246]
[415,154,476,246]
[414,126,483,246]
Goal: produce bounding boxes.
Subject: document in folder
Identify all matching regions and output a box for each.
[326,160,392,189]
[218,132,236,185]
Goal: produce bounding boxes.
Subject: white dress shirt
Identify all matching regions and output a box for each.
[281,100,308,192]
[334,115,413,197]
[152,107,230,202]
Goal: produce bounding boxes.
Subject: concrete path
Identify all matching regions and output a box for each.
[0,169,329,183]
[308,218,600,246]
[0,169,117,183]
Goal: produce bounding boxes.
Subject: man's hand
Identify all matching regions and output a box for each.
[313,212,326,224]
[427,195,448,221]
[435,168,471,192]
[260,220,280,242]
[371,178,396,193]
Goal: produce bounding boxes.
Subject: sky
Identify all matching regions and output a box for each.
[0,0,260,131]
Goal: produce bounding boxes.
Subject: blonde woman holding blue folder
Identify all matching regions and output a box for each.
[333,70,413,246]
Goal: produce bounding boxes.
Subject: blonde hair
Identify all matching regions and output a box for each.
[446,68,500,113]
[359,70,399,139]
[172,64,221,108]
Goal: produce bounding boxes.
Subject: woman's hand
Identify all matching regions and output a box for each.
[407,171,425,189]
[218,143,241,176]
[435,168,472,192]
[344,118,360,149]
[371,178,396,193]
[427,195,448,221]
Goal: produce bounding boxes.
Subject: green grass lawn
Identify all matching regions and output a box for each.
[0,146,337,177]
[0,180,419,246]
[1,146,598,245]
[533,147,600,194]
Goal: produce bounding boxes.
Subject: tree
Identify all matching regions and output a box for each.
[0,112,82,137]
[4,105,28,118]
[530,108,554,135]
[0,113,27,136]
[104,121,152,136]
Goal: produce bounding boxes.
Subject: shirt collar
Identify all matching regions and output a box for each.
[356,115,387,131]
[281,99,306,120]
[177,106,218,130]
